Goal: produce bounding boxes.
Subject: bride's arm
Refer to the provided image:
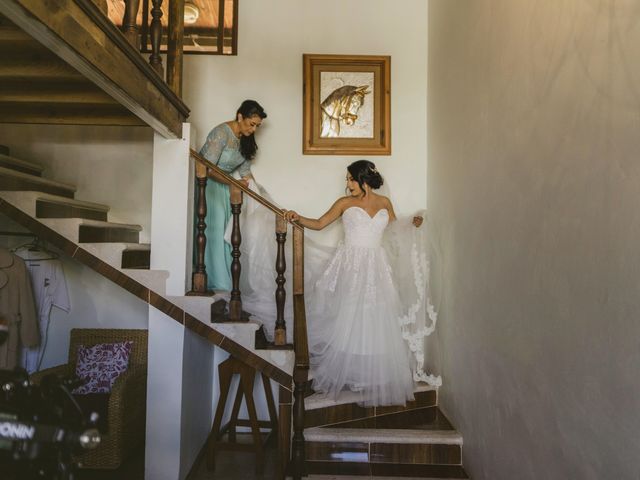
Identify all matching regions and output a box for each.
[284,197,348,231]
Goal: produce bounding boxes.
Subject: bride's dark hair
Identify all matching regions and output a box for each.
[237,100,267,160]
[347,160,384,195]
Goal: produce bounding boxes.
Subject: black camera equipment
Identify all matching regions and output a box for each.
[0,323,101,480]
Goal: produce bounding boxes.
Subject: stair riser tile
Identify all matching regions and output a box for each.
[0,177,74,198]
[333,407,453,431]
[307,441,369,463]
[307,441,461,466]
[121,249,150,269]
[306,461,468,478]
[36,200,107,221]
[78,226,139,243]
[371,443,461,465]
[305,390,437,428]
[375,390,437,416]
[305,403,374,428]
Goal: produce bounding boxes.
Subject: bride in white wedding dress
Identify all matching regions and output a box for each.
[225,160,441,407]
[282,160,439,406]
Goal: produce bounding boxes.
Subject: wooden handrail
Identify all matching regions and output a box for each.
[189,148,309,479]
[190,149,304,231]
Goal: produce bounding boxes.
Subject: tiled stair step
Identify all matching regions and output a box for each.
[0,153,44,176]
[78,222,141,243]
[166,295,295,373]
[305,385,437,428]
[0,166,75,198]
[306,428,462,465]
[81,242,148,269]
[35,218,141,244]
[121,246,150,269]
[332,406,454,431]
[34,196,109,222]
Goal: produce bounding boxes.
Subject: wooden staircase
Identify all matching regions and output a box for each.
[0,147,468,479]
[302,386,469,478]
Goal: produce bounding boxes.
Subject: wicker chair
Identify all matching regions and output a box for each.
[31,328,148,469]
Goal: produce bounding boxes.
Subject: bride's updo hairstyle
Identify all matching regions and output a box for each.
[347,160,384,195]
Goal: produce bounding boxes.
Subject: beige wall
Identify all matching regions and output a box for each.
[183,0,429,245]
[0,124,154,241]
[428,1,640,479]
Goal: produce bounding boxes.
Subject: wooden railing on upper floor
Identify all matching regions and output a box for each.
[116,0,185,96]
[189,148,309,479]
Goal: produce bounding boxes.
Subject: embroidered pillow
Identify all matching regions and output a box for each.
[73,341,133,395]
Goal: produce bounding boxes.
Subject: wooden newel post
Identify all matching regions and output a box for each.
[122,0,141,48]
[274,216,287,345]
[229,185,243,320]
[191,163,208,293]
[149,0,164,77]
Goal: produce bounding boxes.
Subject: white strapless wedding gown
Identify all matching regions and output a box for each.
[224,181,442,407]
[306,206,416,406]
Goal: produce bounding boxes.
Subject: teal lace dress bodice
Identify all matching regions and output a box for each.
[199,123,251,291]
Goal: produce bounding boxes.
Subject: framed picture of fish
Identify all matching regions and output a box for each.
[303,54,391,155]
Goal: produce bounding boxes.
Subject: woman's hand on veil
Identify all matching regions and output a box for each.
[412,216,424,228]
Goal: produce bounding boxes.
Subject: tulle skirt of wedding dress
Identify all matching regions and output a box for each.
[307,242,415,407]
[223,179,441,407]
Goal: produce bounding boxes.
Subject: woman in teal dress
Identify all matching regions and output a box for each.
[199,100,267,291]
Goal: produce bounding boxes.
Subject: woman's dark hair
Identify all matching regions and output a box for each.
[347,160,384,195]
[237,100,267,161]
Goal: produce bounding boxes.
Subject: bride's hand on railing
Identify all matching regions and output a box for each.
[284,210,300,223]
[412,216,424,228]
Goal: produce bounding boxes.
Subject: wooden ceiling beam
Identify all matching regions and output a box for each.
[0,0,189,138]
[0,84,118,105]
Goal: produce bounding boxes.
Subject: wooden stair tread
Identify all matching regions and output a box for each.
[0,153,44,176]
[0,166,76,191]
[305,427,463,445]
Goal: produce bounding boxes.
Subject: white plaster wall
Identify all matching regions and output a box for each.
[0,124,154,242]
[150,125,194,294]
[428,1,640,479]
[183,0,429,245]
[146,307,185,480]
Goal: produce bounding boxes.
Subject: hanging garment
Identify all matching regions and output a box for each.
[0,247,38,369]
[14,247,70,373]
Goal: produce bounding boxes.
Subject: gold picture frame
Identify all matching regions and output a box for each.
[303,54,391,155]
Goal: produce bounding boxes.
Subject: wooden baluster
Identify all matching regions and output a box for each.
[291,367,308,480]
[191,162,208,294]
[166,0,184,96]
[274,216,287,345]
[122,0,141,48]
[149,0,164,77]
[291,227,308,479]
[229,185,243,320]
